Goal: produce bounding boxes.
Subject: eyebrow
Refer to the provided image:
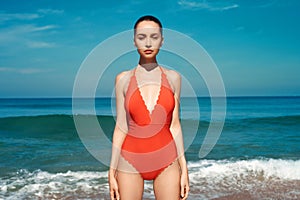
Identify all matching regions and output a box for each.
[136,33,159,36]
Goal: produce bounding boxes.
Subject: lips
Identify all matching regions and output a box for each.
[144,49,153,54]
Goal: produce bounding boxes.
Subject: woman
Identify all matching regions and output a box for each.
[109,15,189,200]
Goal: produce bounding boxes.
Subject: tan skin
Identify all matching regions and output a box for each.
[109,20,189,200]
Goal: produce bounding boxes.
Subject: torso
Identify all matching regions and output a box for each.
[120,65,178,180]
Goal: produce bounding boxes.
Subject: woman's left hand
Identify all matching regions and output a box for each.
[180,167,189,199]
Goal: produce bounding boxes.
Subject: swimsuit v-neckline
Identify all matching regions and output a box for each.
[134,66,163,116]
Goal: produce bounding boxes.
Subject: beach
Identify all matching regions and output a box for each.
[0,97,299,199]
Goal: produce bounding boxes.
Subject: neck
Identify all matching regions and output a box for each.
[138,57,158,71]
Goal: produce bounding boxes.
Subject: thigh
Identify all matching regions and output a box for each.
[153,161,181,200]
[117,170,144,200]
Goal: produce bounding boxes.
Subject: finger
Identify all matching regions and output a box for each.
[110,189,119,200]
[115,189,120,200]
[181,185,190,199]
[184,186,190,200]
[180,184,185,198]
[180,185,186,199]
[110,190,115,200]
[183,190,189,200]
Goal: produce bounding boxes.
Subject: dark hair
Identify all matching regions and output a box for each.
[134,15,163,34]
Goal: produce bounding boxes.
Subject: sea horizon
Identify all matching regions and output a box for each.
[1,95,300,99]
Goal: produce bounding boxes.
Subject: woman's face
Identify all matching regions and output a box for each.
[134,20,163,59]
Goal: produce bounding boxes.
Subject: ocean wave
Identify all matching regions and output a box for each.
[0,113,299,126]
[188,158,300,181]
[0,114,115,137]
[0,169,109,200]
[233,115,300,125]
[1,158,299,199]
[188,158,300,199]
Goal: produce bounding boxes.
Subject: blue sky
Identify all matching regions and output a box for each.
[0,0,299,97]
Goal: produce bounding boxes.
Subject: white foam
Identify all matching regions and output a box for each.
[1,159,299,199]
[0,169,109,199]
[187,158,300,199]
[188,158,300,181]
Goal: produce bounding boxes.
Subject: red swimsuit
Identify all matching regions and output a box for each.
[121,67,178,180]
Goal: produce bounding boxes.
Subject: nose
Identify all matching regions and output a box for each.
[145,38,152,48]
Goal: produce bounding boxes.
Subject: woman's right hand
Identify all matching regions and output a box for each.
[109,170,120,200]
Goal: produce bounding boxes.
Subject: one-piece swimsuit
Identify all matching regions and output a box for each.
[121,66,178,180]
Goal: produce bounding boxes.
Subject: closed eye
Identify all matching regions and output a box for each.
[151,34,159,40]
[136,34,146,40]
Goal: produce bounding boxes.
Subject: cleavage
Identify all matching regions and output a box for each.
[138,84,161,114]
[135,69,162,115]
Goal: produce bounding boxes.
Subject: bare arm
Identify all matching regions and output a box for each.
[109,71,129,174]
[109,71,129,200]
[168,71,186,167]
[168,70,189,199]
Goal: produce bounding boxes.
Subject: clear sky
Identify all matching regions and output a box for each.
[0,0,299,97]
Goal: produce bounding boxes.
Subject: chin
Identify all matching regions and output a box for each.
[144,53,156,58]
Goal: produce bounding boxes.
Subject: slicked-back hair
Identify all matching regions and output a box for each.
[134,15,163,35]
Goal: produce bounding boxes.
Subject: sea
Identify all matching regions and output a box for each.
[0,96,299,200]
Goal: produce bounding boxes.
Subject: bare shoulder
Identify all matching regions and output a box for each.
[161,67,181,94]
[116,70,129,82]
[115,69,134,84]
[115,69,134,95]
[162,67,181,85]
